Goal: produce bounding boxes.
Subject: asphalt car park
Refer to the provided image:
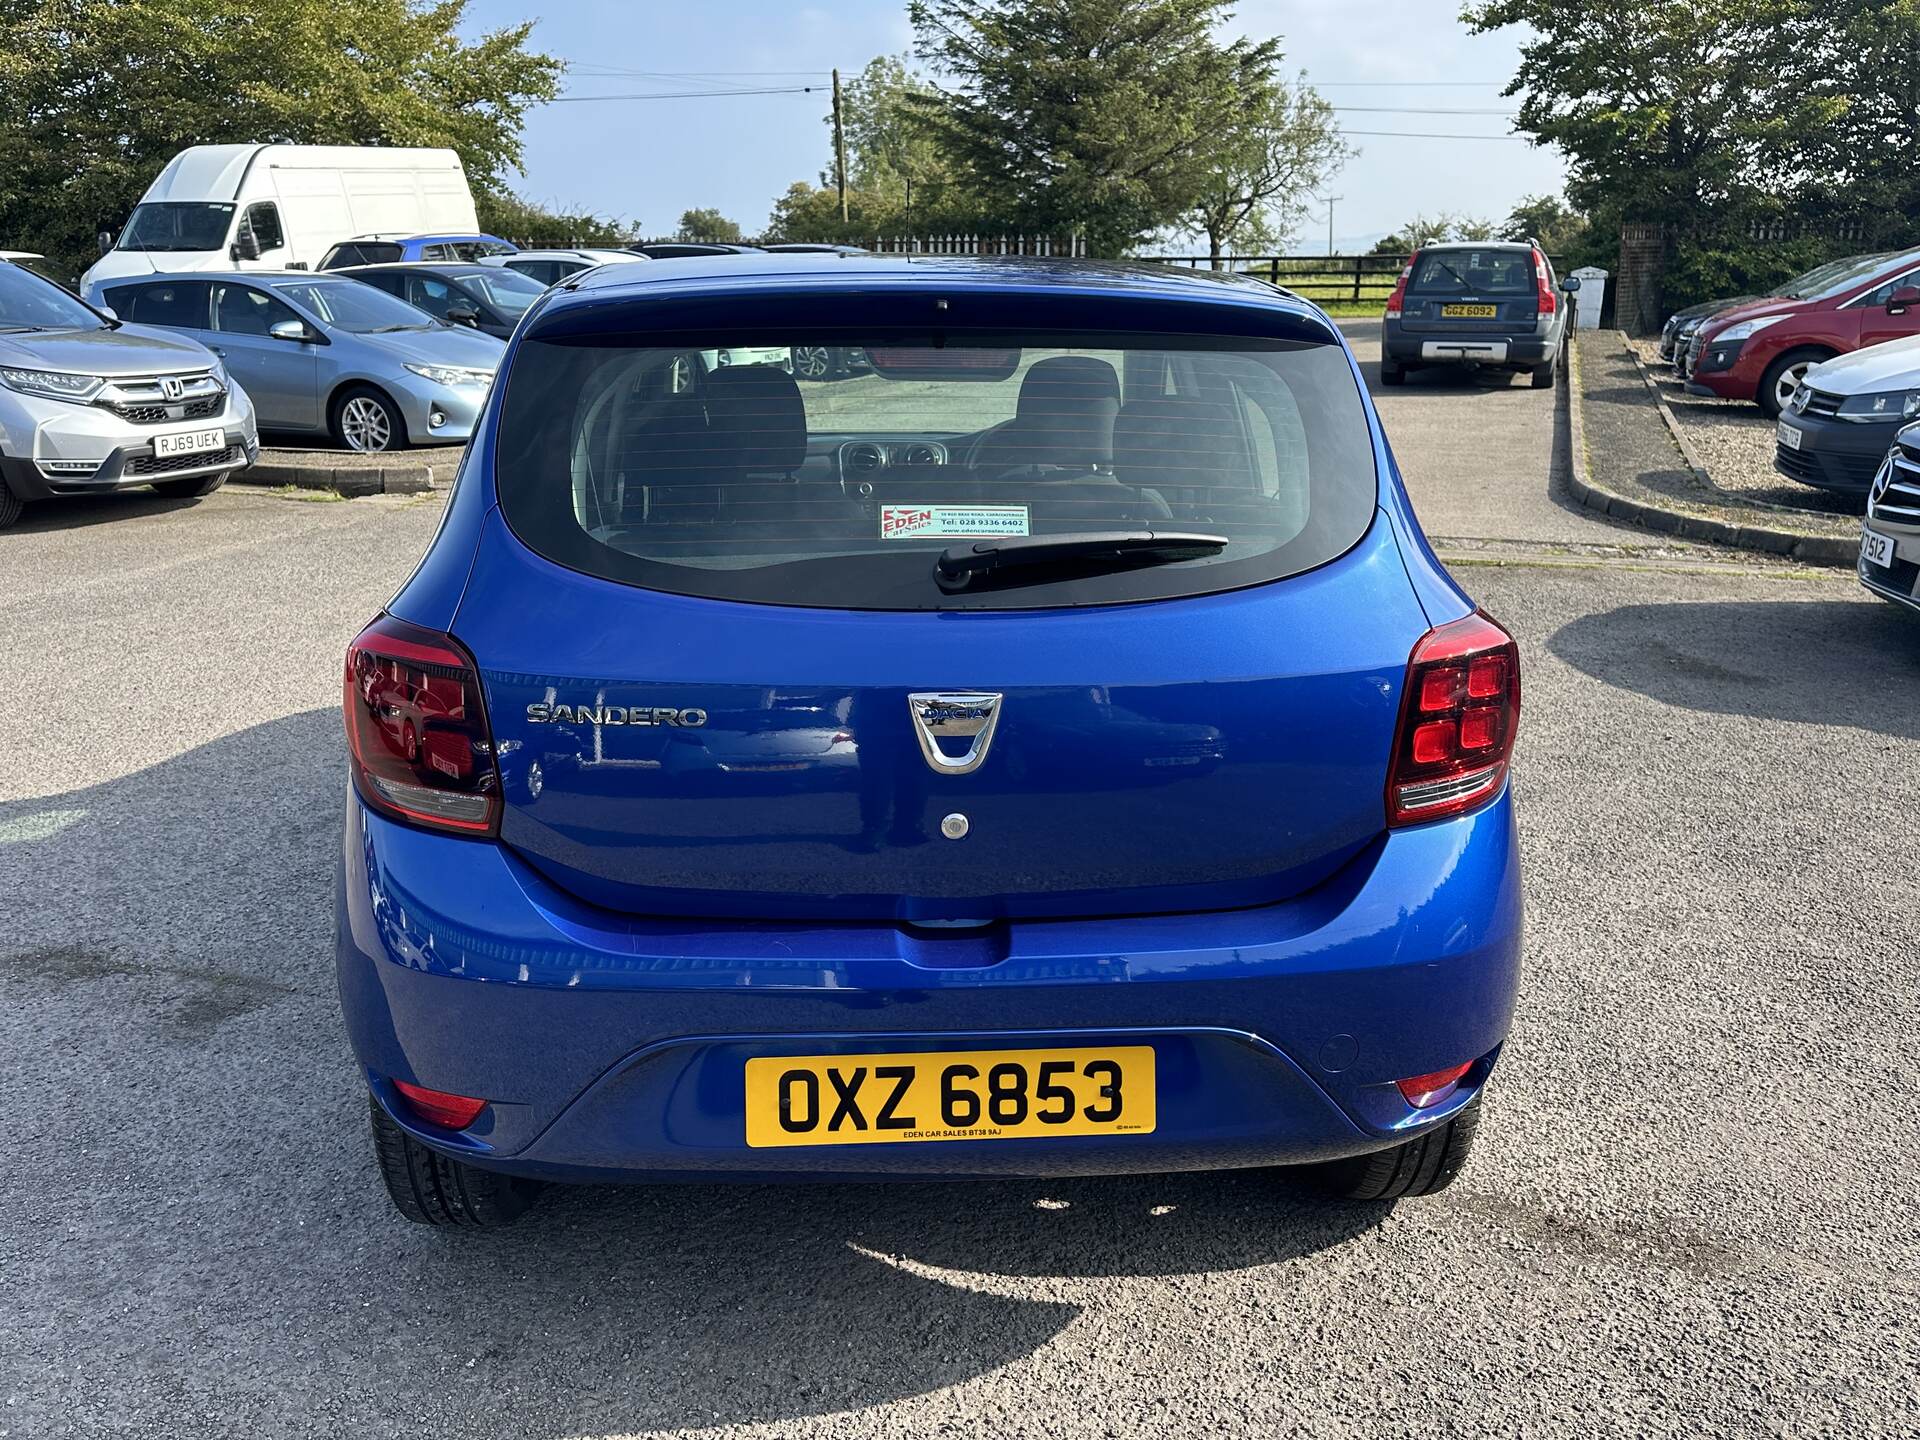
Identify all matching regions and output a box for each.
[1,321,1916,1436]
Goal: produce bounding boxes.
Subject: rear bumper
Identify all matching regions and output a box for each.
[336,786,1525,1183]
[1384,331,1554,366]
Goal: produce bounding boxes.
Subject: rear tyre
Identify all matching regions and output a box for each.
[1380,359,1406,386]
[1529,349,1558,389]
[331,385,408,453]
[1757,348,1832,418]
[368,1096,543,1227]
[149,470,228,499]
[1308,1094,1482,1200]
[0,476,22,529]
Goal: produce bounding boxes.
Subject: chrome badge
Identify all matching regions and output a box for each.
[908,692,1002,775]
[526,703,707,727]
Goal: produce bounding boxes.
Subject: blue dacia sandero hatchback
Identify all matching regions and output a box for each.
[337,256,1524,1226]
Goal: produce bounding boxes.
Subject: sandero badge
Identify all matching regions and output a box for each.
[334,254,1524,1228]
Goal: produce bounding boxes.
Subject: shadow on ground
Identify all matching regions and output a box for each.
[1548,598,1919,738]
[0,711,1386,1436]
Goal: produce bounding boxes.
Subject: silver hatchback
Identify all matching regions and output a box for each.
[84,270,505,452]
[0,259,258,528]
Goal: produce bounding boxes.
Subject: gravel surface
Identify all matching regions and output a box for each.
[2,391,1917,1438]
[1623,338,1861,518]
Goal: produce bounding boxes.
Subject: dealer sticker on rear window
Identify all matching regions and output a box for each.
[880,504,1031,540]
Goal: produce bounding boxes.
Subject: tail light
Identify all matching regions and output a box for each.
[1387,611,1521,826]
[343,614,501,836]
[1384,255,1414,320]
[1532,247,1557,316]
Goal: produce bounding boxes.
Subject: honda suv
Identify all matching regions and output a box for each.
[0,257,257,528]
[337,256,1525,1226]
[1381,242,1577,387]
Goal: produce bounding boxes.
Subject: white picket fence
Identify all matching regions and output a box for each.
[866,233,1089,257]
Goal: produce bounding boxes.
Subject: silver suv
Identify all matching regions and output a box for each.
[0,259,258,528]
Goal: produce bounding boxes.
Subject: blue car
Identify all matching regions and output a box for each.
[337,256,1524,1226]
[317,233,518,270]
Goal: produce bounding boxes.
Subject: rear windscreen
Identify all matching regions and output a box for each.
[493,330,1377,610]
[1408,250,1534,295]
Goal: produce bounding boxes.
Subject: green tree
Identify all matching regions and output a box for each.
[1500,193,1590,255]
[1369,213,1492,254]
[1179,74,1352,266]
[477,192,633,247]
[907,0,1281,255]
[1460,0,1832,225]
[677,207,744,243]
[840,55,967,226]
[0,0,561,281]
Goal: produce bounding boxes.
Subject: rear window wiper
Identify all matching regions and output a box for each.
[934,531,1228,593]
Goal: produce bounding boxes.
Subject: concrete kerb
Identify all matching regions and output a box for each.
[236,450,441,498]
[1565,333,1857,568]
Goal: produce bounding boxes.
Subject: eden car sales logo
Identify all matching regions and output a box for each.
[880,504,1030,540]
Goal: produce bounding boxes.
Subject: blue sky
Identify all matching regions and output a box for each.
[463,0,1565,252]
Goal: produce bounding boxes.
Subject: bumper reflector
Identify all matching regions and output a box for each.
[393,1080,488,1130]
[1396,1062,1474,1110]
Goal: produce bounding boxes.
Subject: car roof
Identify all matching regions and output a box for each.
[545,254,1326,327]
[337,262,499,276]
[1415,241,1531,252]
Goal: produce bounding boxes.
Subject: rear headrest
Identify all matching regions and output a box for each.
[704,364,807,475]
[1113,396,1246,483]
[1015,356,1122,421]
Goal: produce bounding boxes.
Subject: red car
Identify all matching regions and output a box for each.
[1687,246,1920,415]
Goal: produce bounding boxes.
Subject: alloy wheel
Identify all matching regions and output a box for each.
[794,346,833,380]
[341,396,394,452]
[1775,363,1814,413]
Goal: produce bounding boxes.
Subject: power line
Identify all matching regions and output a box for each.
[552,85,826,103]
[564,67,834,78]
[1343,129,1533,140]
[1329,105,1515,115]
[1312,80,1510,87]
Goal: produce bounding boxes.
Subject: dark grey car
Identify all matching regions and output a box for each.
[1382,242,1578,388]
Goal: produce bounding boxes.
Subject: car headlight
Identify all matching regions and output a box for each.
[403,363,494,388]
[1838,389,1920,420]
[1711,314,1790,344]
[0,367,105,402]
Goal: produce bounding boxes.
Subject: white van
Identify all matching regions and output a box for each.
[82,145,479,289]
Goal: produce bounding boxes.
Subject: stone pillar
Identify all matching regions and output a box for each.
[1614,223,1670,337]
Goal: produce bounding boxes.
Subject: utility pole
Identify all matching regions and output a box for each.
[1324,195,1343,256]
[832,68,849,225]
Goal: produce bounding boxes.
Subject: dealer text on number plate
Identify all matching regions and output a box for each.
[744,1046,1156,1147]
[1441,304,1497,318]
[154,428,225,459]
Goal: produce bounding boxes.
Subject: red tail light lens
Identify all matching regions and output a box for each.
[1533,247,1557,316]
[1396,1062,1473,1109]
[1387,611,1521,826]
[1384,255,1414,320]
[343,615,501,836]
[393,1080,488,1130]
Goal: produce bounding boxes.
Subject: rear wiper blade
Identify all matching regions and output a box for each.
[934,531,1228,593]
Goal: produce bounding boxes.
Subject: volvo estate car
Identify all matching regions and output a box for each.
[87,270,503,451]
[336,256,1525,1226]
[0,256,257,528]
[1381,242,1577,388]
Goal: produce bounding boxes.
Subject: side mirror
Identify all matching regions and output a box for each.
[269,319,311,343]
[1888,285,1920,314]
[96,305,118,322]
[232,230,262,263]
[1561,275,1582,293]
[445,303,481,327]
[96,230,114,257]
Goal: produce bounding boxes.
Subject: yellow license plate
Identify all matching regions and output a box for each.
[1442,304,1498,318]
[744,1046,1156,1147]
